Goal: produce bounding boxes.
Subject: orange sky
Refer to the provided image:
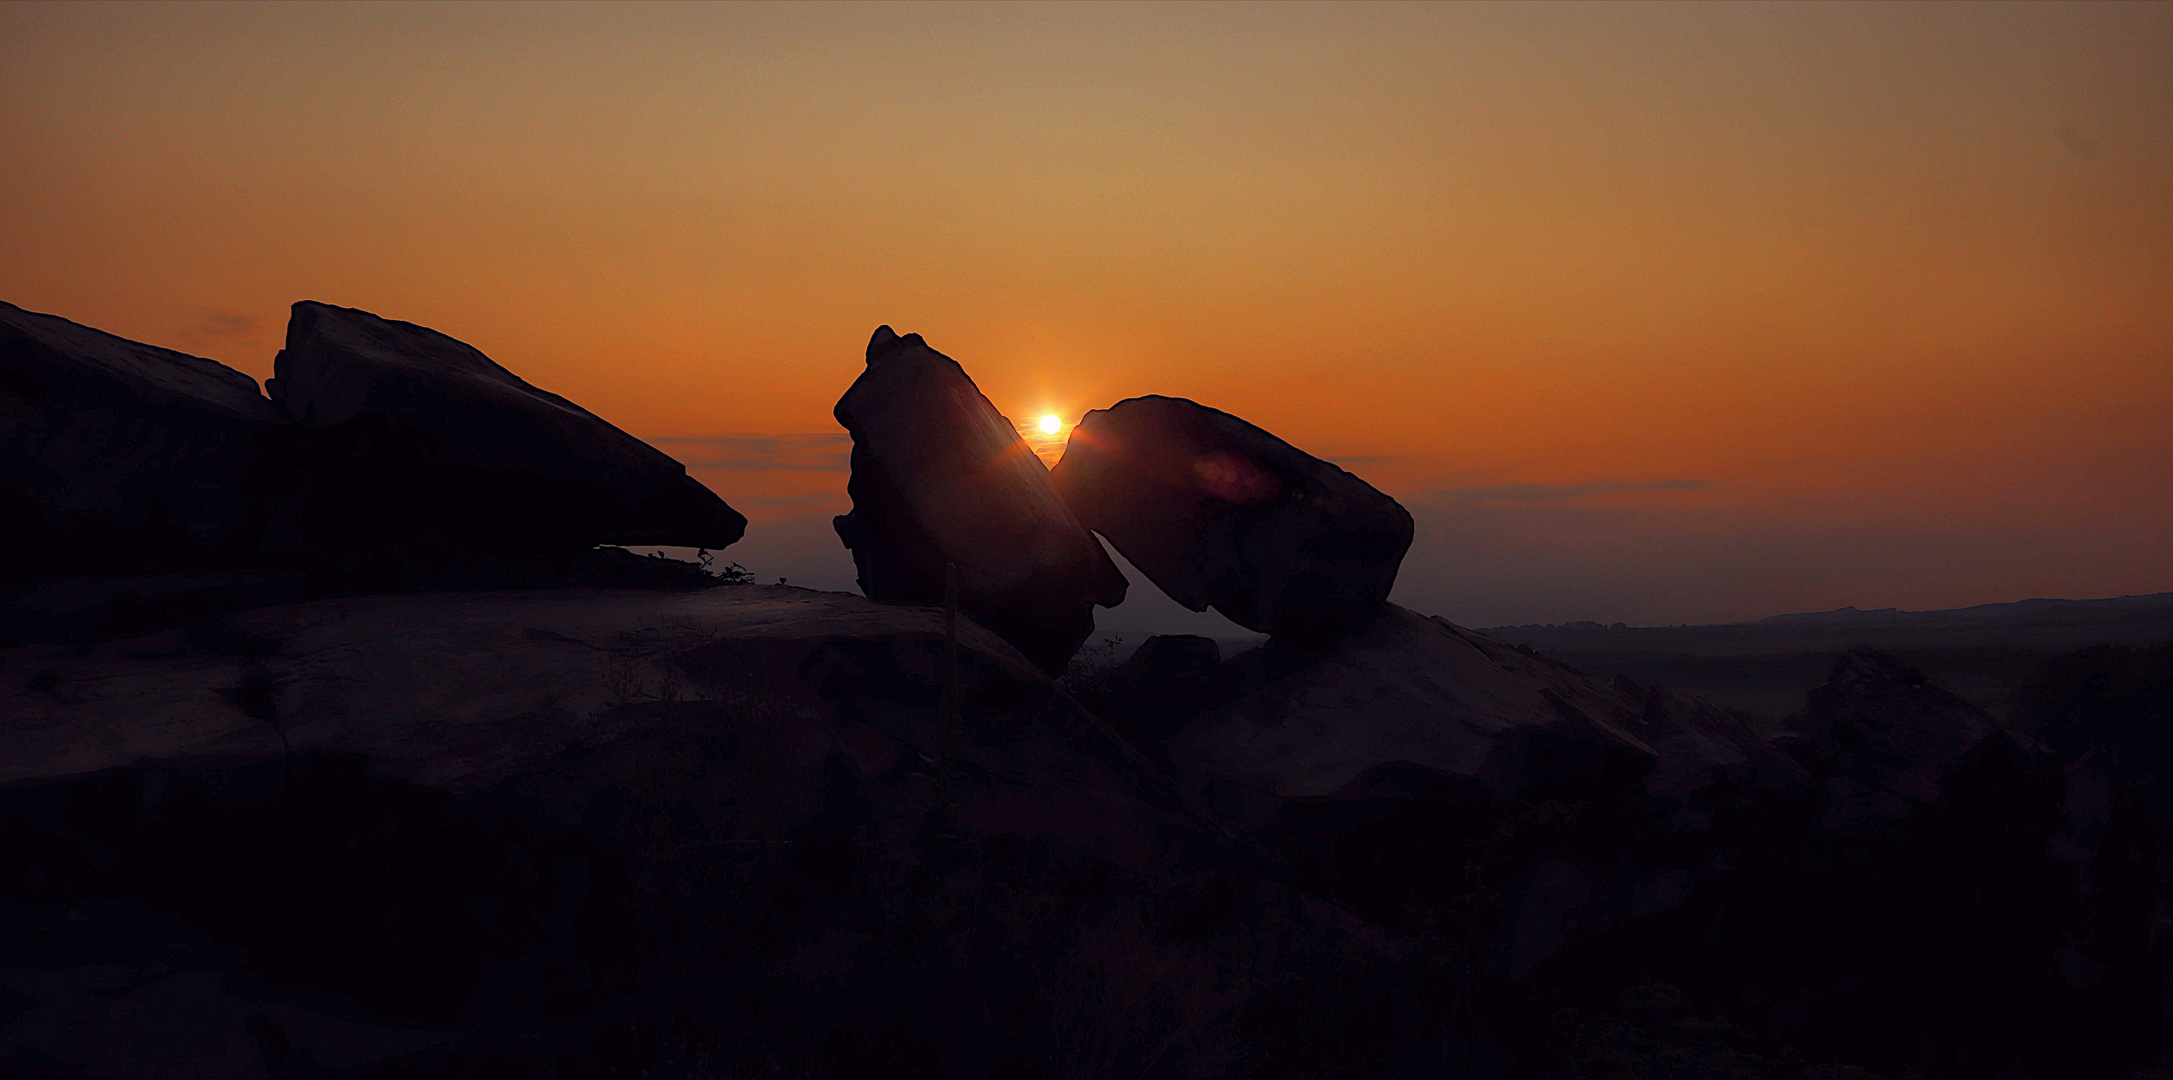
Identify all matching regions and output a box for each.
[3,1,2168,626]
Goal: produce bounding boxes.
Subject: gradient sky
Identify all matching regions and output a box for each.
[3,1,2168,628]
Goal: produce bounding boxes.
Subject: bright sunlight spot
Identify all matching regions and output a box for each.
[1038,414,1062,435]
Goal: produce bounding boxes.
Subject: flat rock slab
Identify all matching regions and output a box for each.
[832,326,1124,674]
[1050,395,1413,636]
[267,300,744,557]
[1,301,285,579]
[0,585,1046,793]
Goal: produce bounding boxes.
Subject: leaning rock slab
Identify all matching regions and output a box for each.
[1050,395,1414,636]
[267,301,744,559]
[832,326,1125,674]
[1,301,285,581]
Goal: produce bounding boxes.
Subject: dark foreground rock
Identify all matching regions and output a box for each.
[0,585,1412,1078]
[833,326,1125,674]
[267,300,745,565]
[1122,606,1807,969]
[1049,395,1413,636]
[1537,647,2167,1079]
[1082,625,2173,1078]
[5,585,2167,1078]
[1,301,287,582]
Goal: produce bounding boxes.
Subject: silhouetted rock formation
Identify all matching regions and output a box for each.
[1049,395,1413,636]
[2,298,745,600]
[832,326,1125,674]
[0,301,287,582]
[268,301,744,565]
[0,585,1378,1077]
[11,294,2172,1076]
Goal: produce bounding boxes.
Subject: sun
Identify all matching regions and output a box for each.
[1038,413,1062,435]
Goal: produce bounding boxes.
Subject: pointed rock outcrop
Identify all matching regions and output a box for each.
[1777,645,2041,841]
[267,301,744,560]
[1049,395,1413,636]
[832,326,1125,674]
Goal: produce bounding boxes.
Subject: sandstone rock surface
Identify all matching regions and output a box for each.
[1049,395,1413,636]
[0,585,1046,791]
[832,326,1124,674]
[267,301,744,559]
[1,301,284,580]
[0,584,1385,1077]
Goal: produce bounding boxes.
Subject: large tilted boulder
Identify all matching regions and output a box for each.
[267,301,744,561]
[0,301,287,580]
[1050,395,1414,636]
[832,326,1125,674]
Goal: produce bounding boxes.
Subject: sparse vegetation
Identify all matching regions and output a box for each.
[1058,634,1124,696]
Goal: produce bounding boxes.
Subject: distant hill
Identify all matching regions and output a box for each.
[1479,592,2173,725]
[1751,592,2173,628]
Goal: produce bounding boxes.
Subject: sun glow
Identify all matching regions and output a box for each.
[1038,414,1062,435]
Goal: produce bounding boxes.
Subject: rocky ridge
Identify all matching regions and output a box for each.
[2,302,2167,1077]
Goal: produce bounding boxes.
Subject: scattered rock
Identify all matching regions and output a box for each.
[1049,395,1413,636]
[267,300,744,561]
[1564,649,2106,1077]
[832,326,1125,674]
[1,301,287,581]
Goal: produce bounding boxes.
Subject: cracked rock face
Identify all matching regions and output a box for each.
[267,300,745,559]
[1,301,287,581]
[831,326,1125,675]
[1048,395,1413,637]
